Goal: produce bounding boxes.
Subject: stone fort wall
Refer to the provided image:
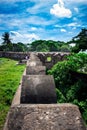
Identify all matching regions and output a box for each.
[0,51,70,69]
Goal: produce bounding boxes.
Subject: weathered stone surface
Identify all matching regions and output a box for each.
[21,75,57,103]
[26,66,46,75]
[29,54,40,61]
[4,104,86,130]
[27,60,42,66]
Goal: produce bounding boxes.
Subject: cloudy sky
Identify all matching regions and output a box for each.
[0,0,87,44]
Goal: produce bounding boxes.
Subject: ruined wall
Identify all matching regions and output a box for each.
[0,51,70,69]
[37,52,69,69]
[0,51,30,60]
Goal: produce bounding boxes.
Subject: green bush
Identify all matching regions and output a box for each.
[48,53,87,125]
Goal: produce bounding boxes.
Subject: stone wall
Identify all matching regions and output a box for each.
[0,51,30,60]
[3,53,86,130]
[0,51,70,69]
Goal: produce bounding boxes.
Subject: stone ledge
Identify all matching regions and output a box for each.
[26,66,46,75]
[21,75,57,104]
[4,104,86,130]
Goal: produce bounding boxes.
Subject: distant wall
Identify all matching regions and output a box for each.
[0,51,30,60]
[37,52,70,69]
[0,51,70,69]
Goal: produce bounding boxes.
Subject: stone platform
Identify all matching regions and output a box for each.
[4,104,86,130]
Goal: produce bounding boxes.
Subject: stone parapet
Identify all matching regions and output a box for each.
[21,75,57,104]
[26,66,46,75]
[4,104,86,130]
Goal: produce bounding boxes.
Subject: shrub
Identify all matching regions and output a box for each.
[48,53,87,124]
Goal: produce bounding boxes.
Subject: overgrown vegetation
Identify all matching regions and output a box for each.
[48,53,87,125]
[0,58,25,130]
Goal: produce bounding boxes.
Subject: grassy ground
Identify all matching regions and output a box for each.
[0,58,25,130]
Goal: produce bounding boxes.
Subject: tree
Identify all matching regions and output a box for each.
[60,44,70,52]
[36,43,49,52]
[2,32,12,45]
[30,40,45,51]
[13,42,28,52]
[71,28,87,52]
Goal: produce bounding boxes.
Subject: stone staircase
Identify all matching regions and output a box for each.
[3,53,86,130]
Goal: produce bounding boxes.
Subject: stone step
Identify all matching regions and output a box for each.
[21,75,57,104]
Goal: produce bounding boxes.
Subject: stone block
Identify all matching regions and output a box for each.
[26,66,46,75]
[4,104,86,130]
[27,60,42,66]
[21,75,57,103]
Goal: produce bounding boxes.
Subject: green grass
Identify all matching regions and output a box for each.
[0,58,26,130]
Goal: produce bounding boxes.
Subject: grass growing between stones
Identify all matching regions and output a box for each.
[0,58,26,130]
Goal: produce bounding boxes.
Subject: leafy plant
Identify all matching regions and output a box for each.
[48,53,87,125]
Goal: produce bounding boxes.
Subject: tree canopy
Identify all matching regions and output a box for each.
[0,29,87,52]
[70,28,87,52]
[2,32,12,45]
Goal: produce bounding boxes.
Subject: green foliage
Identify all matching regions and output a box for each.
[36,43,49,52]
[70,28,87,52]
[29,40,70,52]
[0,42,28,52]
[2,32,12,45]
[13,42,28,52]
[60,44,71,52]
[48,53,87,124]
[0,58,25,129]
[56,88,66,103]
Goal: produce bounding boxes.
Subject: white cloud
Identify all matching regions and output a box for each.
[63,0,87,4]
[50,0,72,18]
[60,28,67,32]
[72,27,76,30]
[67,22,81,27]
[54,25,62,28]
[10,31,22,37]
[73,17,78,21]
[25,16,54,26]
[74,7,79,13]
[68,22,77,27]
[10,31,40,43]
[31,27,37,31]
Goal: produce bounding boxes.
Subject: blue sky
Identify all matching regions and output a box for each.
[0,0,87,44]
